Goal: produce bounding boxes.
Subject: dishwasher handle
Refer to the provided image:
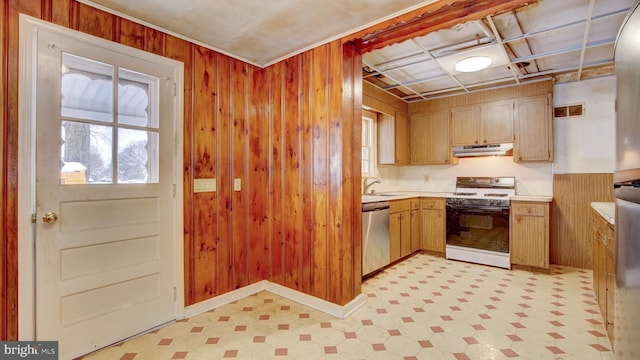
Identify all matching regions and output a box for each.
[362,201,390,212]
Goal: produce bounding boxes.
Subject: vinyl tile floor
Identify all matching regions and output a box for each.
[83,253,613,359]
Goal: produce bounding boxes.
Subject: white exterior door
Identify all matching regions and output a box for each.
[31,24,181,359]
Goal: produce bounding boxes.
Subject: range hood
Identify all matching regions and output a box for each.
[453,143,514,157]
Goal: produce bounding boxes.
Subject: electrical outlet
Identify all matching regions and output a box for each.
[234,178,242,191]
[194,178,216,193]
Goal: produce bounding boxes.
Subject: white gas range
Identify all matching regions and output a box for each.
[445,177,515,269]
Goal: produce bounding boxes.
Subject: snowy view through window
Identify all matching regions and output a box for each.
[60,53,159,184]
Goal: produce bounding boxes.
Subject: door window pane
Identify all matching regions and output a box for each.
[118,68,157,128]
[61,121,113,184]
[61,53,114,123]
[117,129,159,184]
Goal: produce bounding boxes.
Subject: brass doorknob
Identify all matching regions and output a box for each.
[42,212,58,224]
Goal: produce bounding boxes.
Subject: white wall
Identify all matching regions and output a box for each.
[553,76,616,174]
[369,76,615,196]
[374,157,553,196]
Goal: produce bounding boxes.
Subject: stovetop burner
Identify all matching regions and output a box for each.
[447,177,516,206]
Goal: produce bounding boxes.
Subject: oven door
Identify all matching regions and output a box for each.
[446,205,510,252]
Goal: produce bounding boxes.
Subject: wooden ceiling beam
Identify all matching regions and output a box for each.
[348,0,537,54]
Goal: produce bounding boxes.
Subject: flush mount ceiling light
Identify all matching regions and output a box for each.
[455,56,492,72]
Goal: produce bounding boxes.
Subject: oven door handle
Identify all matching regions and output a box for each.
[446,205,509,214]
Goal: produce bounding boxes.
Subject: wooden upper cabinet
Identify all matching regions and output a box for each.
[451,100,513,146]
[514,95,553,162]
[451,106,481,146]
[410,110,452,164]
[378,111,410,165]
[482,100,514,144]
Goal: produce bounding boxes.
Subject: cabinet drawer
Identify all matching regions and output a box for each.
[420,198,445,210]
[511,202,546,216]
[390,199,411,213]
[410,199,420,210]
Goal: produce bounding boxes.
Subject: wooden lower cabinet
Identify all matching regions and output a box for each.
[510,201,550,269]
[420,198,446,254]
[591,208,615,348]
[390,198,422,262]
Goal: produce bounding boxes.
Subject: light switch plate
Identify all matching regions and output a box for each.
[194,178,216,193]
[234,178,242,191]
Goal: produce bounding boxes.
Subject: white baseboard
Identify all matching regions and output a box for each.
[183,280,367,320]
[264,282,367,319]
[183,281,267,318]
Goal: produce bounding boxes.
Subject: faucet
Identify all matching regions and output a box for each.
[363,177,382,195]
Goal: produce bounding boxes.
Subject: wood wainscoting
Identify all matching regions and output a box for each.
[551,173,614,268]
[1,0,362,338]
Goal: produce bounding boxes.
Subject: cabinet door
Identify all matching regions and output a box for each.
[597,238,607,319]
[514,95,552,162]
[451,106,481,146]
[410,208,421,252]
[400,211,412,257]
[389,212,402,262]
[510,201,549,268]
[421,209,445,253]
[482,100,513,144]
[378,111,409,165]
[395,111,410,164]
[511,215,548,267]
[410,110,452,164]
[591,228,601,303]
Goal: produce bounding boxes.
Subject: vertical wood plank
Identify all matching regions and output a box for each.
[191,46,218,302]
[216,53,233,295]
[145,27,165,56]
[300,50,314,295]
[247,66,268,282]
[118,18,144,50]
[50,0,72,27]
[340,40,362,303]
[311,45,329,299]
[76,2,115,41]
[348,43,363,298]
[267,62,285,285]
[282,56,303,290]
[327,40,343,303]
[1,0,8,342]
[231,58,248,289]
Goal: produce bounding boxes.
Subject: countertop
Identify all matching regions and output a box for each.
[361,192,553,204]
[591,202,615,226]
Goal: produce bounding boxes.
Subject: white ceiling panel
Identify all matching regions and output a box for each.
[363,0,635,102]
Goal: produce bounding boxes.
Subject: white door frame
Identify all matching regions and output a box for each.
[17,14,185,340]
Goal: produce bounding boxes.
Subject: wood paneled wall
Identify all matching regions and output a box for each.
[551,174,614,268]
[408,80,553,113]
[1,0,362,338]
[363,82,408,116]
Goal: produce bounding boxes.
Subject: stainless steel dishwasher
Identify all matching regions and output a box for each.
[362,201,390,276]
